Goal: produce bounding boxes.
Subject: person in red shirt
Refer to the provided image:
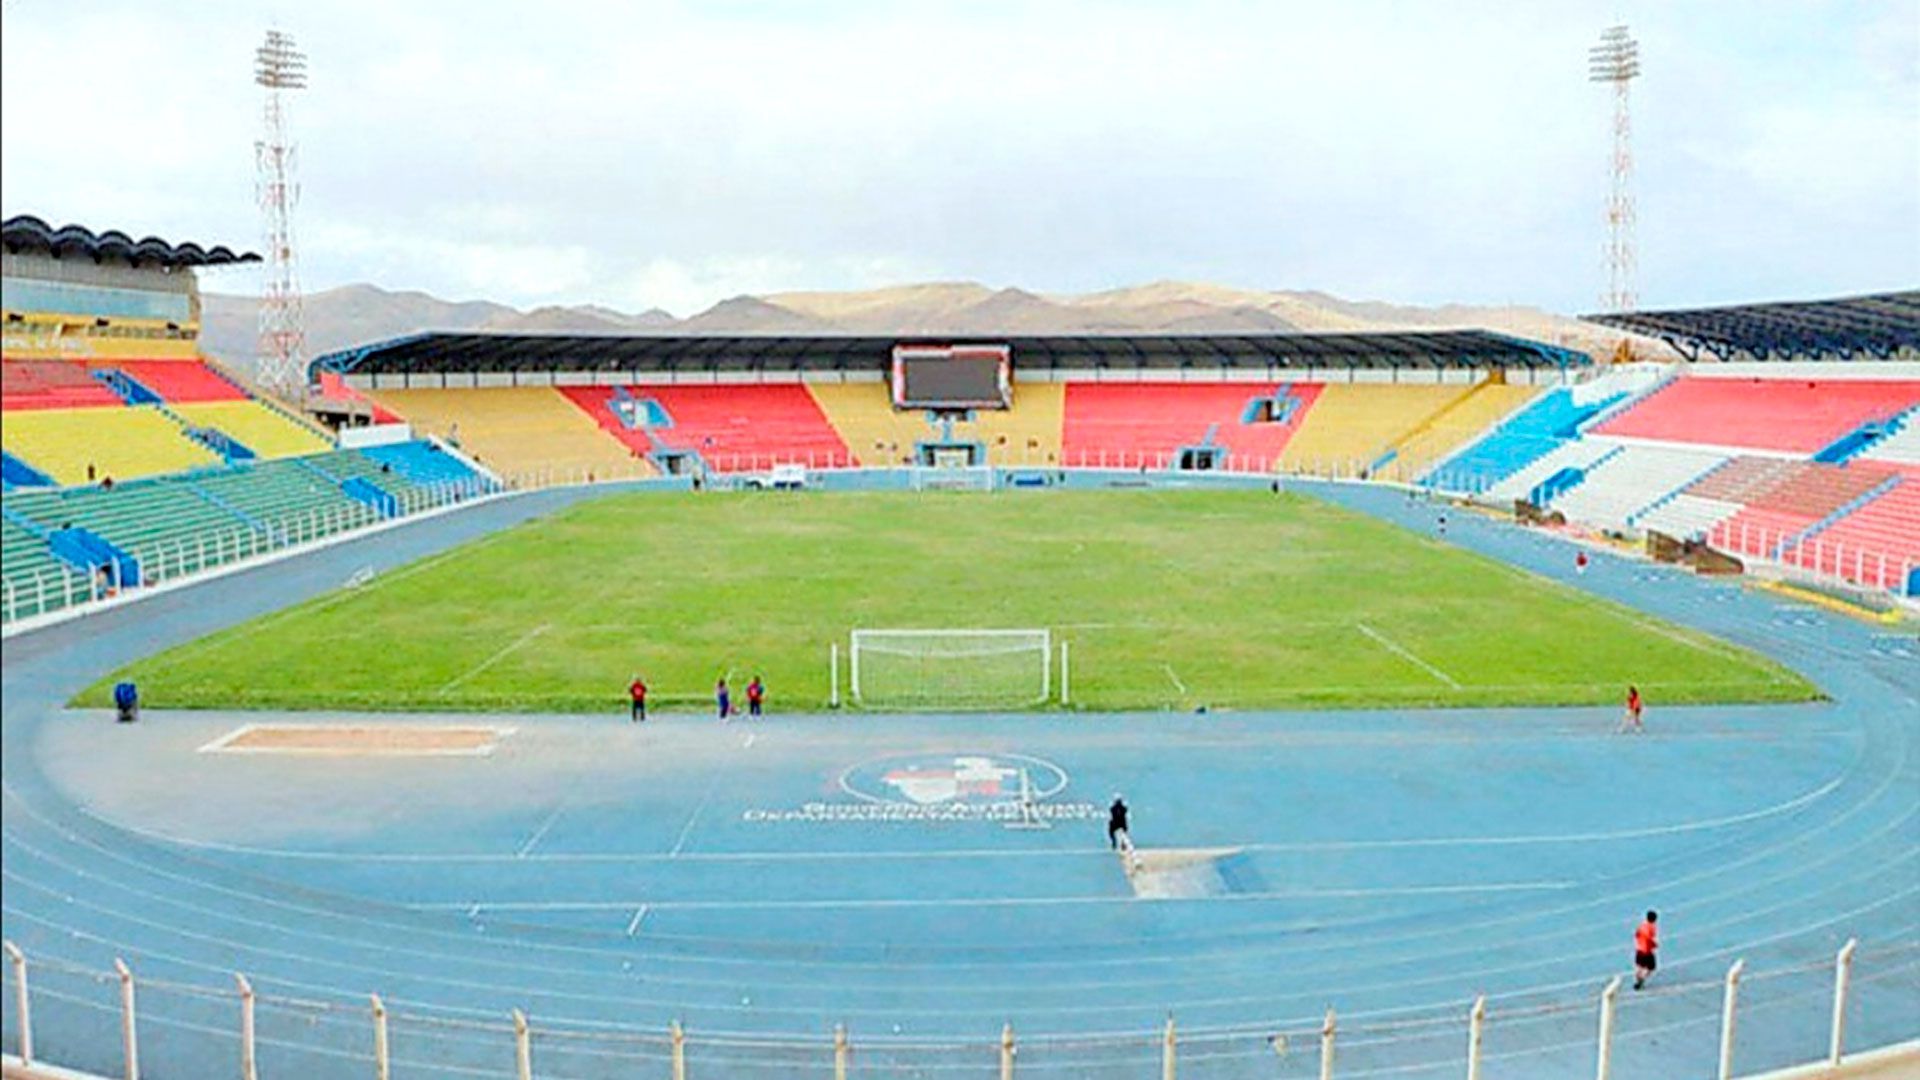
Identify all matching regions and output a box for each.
[627,674,647,723]
[1575,550,1590,576]
[1620,685,1645,734]
[1633,910,1659,989]
[746,675,765,718]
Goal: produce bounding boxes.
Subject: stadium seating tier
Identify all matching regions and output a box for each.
[373,387,651,482]
[1062,382,1322,468]
[1592,377,1920,453]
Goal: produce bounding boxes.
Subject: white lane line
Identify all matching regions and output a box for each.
[669,789,714,859]
[412,880,1580,913]
[93,769,1850,864]
[515,805,565,859]
[1161,664,1188,695]
[626,905,649,936]
[742,733,757,749]
[466,903,481,919]
[1356,623,1461,689]
[438,622,551,695]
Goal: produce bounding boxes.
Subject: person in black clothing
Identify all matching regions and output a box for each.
[1107,795,1130,849]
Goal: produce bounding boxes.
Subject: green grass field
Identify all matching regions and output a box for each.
[85,490,1816,713]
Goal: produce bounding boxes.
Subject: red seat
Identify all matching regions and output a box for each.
[113,360,248,403]
[0,360,119,411]
[1594,378,1920,453]
[559,385,850,470]
[1062,383,1322,467]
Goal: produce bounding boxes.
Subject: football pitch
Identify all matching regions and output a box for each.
[86,489,1815,712]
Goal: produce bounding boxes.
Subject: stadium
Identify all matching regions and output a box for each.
[4,10,1920,1080]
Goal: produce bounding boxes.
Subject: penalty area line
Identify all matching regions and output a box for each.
[1356,623,1461,689]
[438,622,552,696]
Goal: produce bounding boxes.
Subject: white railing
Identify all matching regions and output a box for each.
[1711,520,1916,597]
[0,937,1907,1080]
[0,475,501,626]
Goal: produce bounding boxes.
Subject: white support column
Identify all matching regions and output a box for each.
[115,958,138,1080]
[1594,976,1621,1080]
[1717,959,1745,1080]
[830,642,840,709]
[1060,640,1071,706]
[372,994,390,1080]
[513,1008,532,1080]
[1162,1015,1177,1080]
[1319,1008,1336,1080]
[834,1023,849,1080]
[670,1019,686,1080]
[1831,939,1857,1065]
[1000,1021,1015,1080]
[4,940,30,1066]
[236,974,257,1080]
[1466,994,1486,1080]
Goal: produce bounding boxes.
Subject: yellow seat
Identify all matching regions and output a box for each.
[807,382,1063,466]
[1280,384,1478,477]
[2,406,219,484]
[372,387,652,483]
[1379,383,1541,482]
[172,400,333,459]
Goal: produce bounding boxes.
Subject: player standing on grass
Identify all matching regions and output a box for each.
[746,675,764,717]
[627,673,647,723]
[1633,910,1659,989]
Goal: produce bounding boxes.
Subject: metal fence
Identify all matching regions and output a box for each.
[0,476,497,627]
[1708,519,1915,598]
[4,938,1912,1080]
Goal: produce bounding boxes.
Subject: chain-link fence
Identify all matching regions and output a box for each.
[5,938,1915,1079]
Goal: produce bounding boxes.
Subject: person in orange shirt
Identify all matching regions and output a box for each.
[1619,685,1645,734]
[1633,910,1659,990]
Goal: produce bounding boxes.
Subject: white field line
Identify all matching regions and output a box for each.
[515,805,566,858]
[626,905,650,936]
[1356,623,1462,689]
[1162,664,1188,695]
[437,623,551,695]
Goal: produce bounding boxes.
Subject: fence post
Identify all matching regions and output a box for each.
[1001,1021,1015,1080]
[235,974,257,1080]
[1319,1008,1335,1080]
[4,941,29,1065]
[834,1023,849,1080]
[671,1019,686,1080]
[487,1008,520,1080]
[1717,959,1744,1080]
[1162,1015,1176,1080]
[1594,975,1621,1080]
[1831,938,1857,1065]
[372,994,390,1080]
[1466,994,1486,1080]
[114,958,138,1080]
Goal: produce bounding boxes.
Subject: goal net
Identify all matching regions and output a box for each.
[849,629,1050,709]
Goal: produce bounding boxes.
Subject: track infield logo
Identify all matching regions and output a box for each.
[742,752,1098,824]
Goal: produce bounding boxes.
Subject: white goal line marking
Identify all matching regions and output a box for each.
[437,622,552,695]
[1356,623,1461,689]
[1162,664,1188,695]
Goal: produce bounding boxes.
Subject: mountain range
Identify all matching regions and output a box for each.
[199,282,1620,373]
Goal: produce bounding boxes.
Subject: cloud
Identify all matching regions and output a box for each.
[3,0,1914,315]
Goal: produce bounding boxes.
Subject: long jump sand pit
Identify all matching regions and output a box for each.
[199,724,514,756]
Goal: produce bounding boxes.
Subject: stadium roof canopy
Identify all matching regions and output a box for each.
[1,214,261,269]
[315,329,1590,378]
[1583,290,1919,361]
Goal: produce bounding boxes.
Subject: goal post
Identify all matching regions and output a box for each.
[848,629,1050,709]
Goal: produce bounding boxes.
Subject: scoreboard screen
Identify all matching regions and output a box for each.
[891,344,1011,409]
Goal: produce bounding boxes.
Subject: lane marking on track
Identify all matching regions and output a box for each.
[1356,623,1461,689]
[669,789,714,859]
[516,805,565,859]
[626,905,649,936]
[1162,664,1188,694]
[413,880,1582,913]
[438,623,551,695]
[743,733,757,749]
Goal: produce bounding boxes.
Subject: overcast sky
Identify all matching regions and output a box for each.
[3,1,1916,316]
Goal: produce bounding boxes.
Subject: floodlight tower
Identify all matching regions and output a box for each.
[255,30,308,399]
[1589,25,1641,313]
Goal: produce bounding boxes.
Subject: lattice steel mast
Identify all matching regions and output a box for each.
[255,30,308,398]
[1589,26,1640,314]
